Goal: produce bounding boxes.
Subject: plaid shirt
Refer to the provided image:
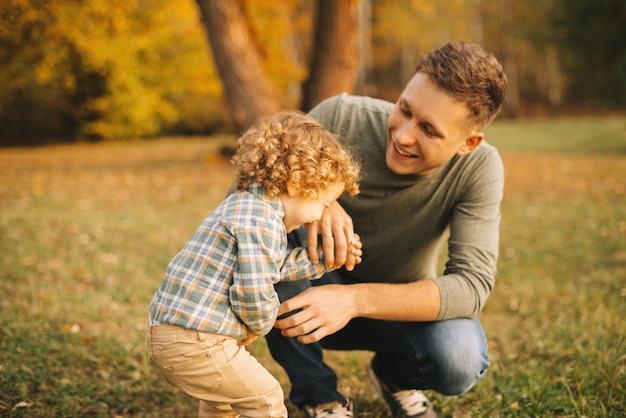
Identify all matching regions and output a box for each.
[149,184,327,337]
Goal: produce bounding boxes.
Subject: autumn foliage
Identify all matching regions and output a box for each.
[1,0,624,144]
[1,0,223,141]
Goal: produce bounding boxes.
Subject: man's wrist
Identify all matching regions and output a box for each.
[348,283,368,318]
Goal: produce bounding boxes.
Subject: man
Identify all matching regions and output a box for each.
[266,42,508,418]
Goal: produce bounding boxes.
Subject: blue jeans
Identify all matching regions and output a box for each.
[266,271,490,408]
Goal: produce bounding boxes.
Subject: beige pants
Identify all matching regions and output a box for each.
[145,321,287,418]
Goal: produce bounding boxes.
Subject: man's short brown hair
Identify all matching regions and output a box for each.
[416,42,508,128]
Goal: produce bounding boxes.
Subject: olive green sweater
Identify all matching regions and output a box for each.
[309,94,504,320]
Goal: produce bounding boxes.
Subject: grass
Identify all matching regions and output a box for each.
[1,116,625,417]
[484,116,625,154]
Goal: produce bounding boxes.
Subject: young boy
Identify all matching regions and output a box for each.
[145,111,361,418]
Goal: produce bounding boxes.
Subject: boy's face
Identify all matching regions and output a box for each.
[386,72,483,176]
[281,182,345,233]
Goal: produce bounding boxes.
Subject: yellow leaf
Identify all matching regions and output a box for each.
[62,323,81,333]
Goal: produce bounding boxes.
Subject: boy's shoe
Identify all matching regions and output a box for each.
[303,398,353,418]
[369,368,437,418]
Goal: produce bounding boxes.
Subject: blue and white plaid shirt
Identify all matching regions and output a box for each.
[149,183,327,337]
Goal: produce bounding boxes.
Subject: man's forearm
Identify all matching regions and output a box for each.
[352,279,441,322]
[273,279,441,344]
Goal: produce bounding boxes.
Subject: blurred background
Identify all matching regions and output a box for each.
[1,0,624,146]
[1,2,624,416]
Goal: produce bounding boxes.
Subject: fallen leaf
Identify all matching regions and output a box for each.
[12,401,33,411]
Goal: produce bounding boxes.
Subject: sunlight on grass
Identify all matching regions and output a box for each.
[485,116,625,154]
[1,120,625,417]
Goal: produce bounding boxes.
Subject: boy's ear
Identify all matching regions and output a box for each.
[286,182,297,197]
[457,132,484,156]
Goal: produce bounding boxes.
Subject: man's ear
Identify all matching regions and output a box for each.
[457,132,484,156]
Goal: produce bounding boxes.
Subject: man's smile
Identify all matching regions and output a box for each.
[393,141,418,158]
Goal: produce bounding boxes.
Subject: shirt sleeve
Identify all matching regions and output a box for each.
[434,147,504,319]
[229,219,282,336]
[228,218,327,335]
[280,247,328,282]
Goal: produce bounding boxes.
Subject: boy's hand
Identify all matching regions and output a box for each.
[348,234,363,265]
[239,333,258,346]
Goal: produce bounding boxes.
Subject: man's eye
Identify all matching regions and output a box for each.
[421,124,438,137]
[396,102,410,116]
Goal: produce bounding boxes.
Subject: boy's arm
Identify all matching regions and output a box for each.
[229,221,283,336]
[281,231,363,282]
[239,332,258,346]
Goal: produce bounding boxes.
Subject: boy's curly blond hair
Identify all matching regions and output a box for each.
[232,111,359,199]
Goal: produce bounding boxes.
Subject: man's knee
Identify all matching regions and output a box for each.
[423,335,489,395]
[432,358,488,395]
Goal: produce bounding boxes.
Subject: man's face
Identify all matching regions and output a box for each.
[386,72,482,176]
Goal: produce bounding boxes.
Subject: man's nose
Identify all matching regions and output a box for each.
[395,123,417,145]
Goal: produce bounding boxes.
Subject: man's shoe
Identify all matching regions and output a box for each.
[369,368,437,418]
[303,398,353,418]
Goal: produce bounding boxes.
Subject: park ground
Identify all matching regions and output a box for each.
[1,116,624,417]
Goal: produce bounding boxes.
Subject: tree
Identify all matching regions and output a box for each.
[301,0,361,111]
[194,0,362,133]
[0,0,223,142]
[195,0,282,135]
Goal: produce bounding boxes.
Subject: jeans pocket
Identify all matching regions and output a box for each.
[151,339,226,395]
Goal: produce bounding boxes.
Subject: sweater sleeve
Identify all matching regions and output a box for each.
[434,146,504,319]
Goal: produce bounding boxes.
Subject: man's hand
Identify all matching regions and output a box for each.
[306,201,360,271]
[274,284,357,344]
[274,280,441,344]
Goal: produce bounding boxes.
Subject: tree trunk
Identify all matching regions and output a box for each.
[195,0,282,133]
[301,0,361,111]
[355,0,372,95]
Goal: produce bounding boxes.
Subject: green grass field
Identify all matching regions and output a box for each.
[1,117,624,417]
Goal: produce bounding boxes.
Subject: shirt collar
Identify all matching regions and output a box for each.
[246,183,284,218]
